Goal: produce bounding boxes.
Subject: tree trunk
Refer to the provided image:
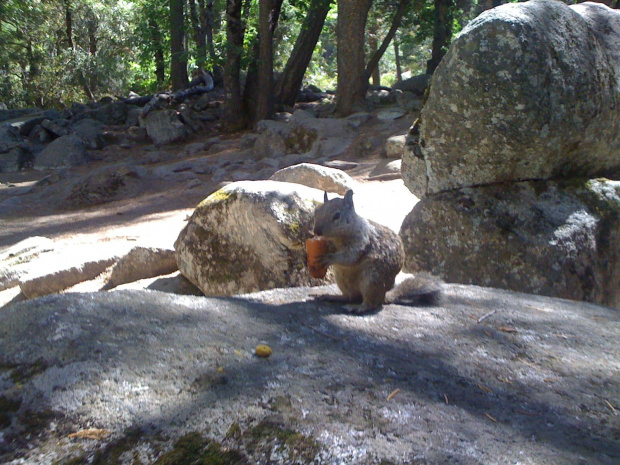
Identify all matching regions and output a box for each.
[242,38,260,124]
[253,0,283,123]
[367,23,380,87]
[204,0,224,85]
[365,0,409,83]
[426,0,454,74]
[223,0,246,130]
[205,0,218,62]
[334,0,373,116]
[394,35,402,83]
[188,0,208,68]
[64,1,74,50]
[275,0,332,107]
[86,9,98,55]
[149,18,166,85]
[170,0,189,90]
[85,7,98,95]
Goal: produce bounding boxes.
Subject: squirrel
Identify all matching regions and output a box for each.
[312,189,442,314]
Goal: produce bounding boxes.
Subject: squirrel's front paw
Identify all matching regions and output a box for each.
[317,252,335,267]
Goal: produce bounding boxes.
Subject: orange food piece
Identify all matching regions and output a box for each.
[306,237,329,279]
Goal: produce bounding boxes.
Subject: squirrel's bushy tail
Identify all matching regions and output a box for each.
[386,273,443,306]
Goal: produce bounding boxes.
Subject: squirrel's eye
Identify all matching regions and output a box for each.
[332,212,341,221]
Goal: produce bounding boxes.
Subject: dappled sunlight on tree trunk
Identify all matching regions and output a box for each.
[335,0,373,116]
[223,0,246,130]
[274,0,332,108]
[170,0,189,90]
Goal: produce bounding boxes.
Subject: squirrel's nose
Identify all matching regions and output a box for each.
[314,226,322,236]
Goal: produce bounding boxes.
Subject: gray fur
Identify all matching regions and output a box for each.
[313,190,442,313]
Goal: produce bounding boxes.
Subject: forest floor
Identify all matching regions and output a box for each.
[0,110,412,256]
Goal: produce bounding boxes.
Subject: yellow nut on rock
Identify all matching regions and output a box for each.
[255,344,272,358]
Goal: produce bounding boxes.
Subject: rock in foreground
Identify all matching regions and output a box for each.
[0,286,618,464]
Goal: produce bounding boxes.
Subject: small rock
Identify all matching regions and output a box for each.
[0,124,24,153]
[28,124,53,143]
[385,135,406,159]
[0,146,33,172]
[140,110,187,146]
[377,108,406,121]
[260,158,282,169]
[83,101,129,125]
[104,246,178,290]
[184,142,208,156]
[231,171,251,181]
[393,73,431,95]
[240,133,259,148]
[114,271,203,295]
[395,91,423,112]
[270,163,356,195]
[273,112,292,122]
[41,118,70,137]
[323,160,359,171]
[369,159,402,178]
[346,112,372,128]
[125,107,141,128]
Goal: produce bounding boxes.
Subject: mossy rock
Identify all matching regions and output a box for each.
[175,180,330,296]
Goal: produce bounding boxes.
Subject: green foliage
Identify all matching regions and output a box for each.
[0,0,480,108]
[305,2,337,90]
[131,0,170,93]
[0,0,137,108]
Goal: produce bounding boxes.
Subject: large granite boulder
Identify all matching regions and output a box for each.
[400,179,620,309]
[140,109,187,146]
[71,118,106,150]
[393,73,431,96]
[0,124,32,171]
[398,0,620,308]
[407,0,620,197]
[253,109,357,159]
[174,180,327,296]
[35,134,89,169]
[0,124,24,153]
[254,120,289,158]
[0,146,32,172]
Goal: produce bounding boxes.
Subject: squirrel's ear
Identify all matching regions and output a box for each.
[323,191,329,203]
[344,190,354,208]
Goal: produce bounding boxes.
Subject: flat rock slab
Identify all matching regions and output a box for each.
[0,285,618,464]
[17,244,130,298]
[0,236,55,291]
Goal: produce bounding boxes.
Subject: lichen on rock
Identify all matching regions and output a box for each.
[409,0,620,197]
[174,180,327,296]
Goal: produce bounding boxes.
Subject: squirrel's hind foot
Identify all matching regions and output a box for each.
[312,294,360,304]
[344,303,382,314]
